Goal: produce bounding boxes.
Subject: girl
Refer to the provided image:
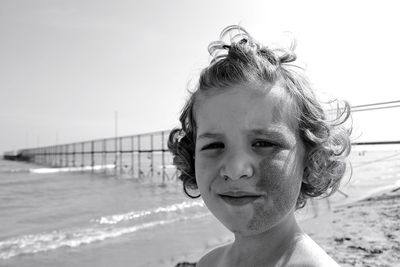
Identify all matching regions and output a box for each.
[169,25,351,267]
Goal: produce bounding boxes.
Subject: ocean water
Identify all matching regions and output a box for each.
[0,159,231,267]
[1,147,400,267]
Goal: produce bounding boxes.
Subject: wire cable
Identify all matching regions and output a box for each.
[352,152,400,169]
[351,100,400,109]
[351,104,400,113]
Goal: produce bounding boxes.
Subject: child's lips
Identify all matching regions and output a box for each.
[219,190,262,197]
[218,191,262,206]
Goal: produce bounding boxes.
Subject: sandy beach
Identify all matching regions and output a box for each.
[301,187,400,267]
[175,186,400,267]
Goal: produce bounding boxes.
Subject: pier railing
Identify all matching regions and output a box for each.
[16,130,176,183]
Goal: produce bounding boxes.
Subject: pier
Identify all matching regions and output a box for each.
[5,130,176,183]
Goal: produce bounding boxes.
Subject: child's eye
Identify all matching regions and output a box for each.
[253,140,277,148]
[201,142,224,150]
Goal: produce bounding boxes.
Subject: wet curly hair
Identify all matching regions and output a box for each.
[168,25,352,209]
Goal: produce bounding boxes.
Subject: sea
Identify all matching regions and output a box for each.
[1,146,400,267]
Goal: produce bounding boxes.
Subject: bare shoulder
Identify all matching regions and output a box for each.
[197,243,229,267]
[288,234,340,267]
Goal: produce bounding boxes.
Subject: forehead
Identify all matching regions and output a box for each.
[195,83,299,133]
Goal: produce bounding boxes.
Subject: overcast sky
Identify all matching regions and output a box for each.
[1,0,399,153]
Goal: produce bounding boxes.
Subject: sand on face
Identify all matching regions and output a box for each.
[301,188,400,267]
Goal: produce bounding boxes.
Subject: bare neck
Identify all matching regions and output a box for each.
[224,213,304,266]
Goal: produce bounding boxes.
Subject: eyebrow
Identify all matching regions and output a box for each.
[197,126,296,144]
[250,128,291,139]
[252,126,294,140]
[197,132,224,140]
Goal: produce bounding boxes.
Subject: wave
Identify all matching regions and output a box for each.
[0,212,209,260]
[29,164,116,174]
[95,200,205,225]
[0,163,116,175]
[0,168,30,174]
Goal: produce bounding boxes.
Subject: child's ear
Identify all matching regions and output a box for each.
[302,166,310,184]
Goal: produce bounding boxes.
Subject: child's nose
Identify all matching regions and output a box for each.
[219,153,254,181]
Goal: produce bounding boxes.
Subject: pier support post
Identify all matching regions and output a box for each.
[59,146,63,167]
[91,141,94,172]
[102,139,106,174]
[119,137,123,175]
[161,131,165,184]
[150,134,154,177]
[73,143,76,167]
[138,135,141,178]
[66,145,69,167]
[131,136,134,178]
[81,142,84,167]
[114,136,118,175]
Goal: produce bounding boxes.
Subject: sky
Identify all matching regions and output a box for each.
[1,0,399,153]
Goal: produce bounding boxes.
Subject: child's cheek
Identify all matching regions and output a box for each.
[194,157,217,192]
[247,153,302,231]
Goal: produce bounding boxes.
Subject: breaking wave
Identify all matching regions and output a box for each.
[0,200,209,260]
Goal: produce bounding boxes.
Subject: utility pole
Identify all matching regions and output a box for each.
[114,111,118,174]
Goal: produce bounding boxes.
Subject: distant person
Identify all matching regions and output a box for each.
[168,25,351,266]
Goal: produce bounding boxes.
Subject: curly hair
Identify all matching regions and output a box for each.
[168,25,352,209]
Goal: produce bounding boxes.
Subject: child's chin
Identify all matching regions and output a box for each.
[221,220,271,236]
[228,225,271,237]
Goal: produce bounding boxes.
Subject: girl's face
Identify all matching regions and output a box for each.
[194,83,305,236]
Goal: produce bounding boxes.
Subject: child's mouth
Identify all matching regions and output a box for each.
[219,195,261,206]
